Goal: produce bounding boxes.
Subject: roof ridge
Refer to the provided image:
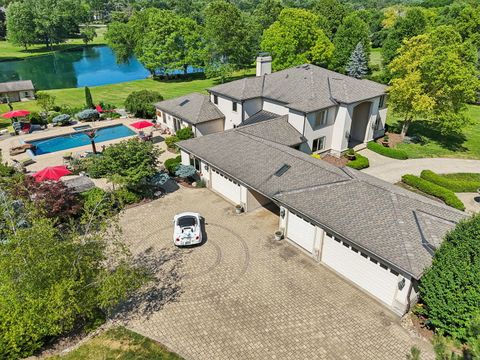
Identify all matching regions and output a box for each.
[274,178,352,197]
[236,131,349,180]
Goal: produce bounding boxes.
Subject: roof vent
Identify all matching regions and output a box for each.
[274,164,291,177]
[179,99,190,106]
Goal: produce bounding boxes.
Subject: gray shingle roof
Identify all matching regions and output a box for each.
[179,130,466,279]
[208,64,386,113]
[242,110,279,125]
[0,80,34,93]
[155,93,225,125]
[237,115,305,147]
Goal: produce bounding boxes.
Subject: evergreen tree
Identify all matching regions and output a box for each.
[346,42,368,79]
[84,86,94,109]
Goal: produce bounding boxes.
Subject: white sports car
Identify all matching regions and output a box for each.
[173,212,203,246]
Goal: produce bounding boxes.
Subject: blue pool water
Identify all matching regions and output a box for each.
[28,124,136,155]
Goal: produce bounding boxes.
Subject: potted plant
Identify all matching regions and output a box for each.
[346,148,356,160]
[235,204,243,214]
[274,230,283,241]
[382,134,389,147]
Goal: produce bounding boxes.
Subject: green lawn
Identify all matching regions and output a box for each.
[370,48,382,68]
[49,327,183,359]
[0,25,107,61]
[387,105,480,159]
[0,69,255,114]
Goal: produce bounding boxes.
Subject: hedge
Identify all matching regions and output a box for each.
[367,141,408,160]
[420,170,480,193]
[401,174,465,211]
[346,153,369,170]
[164,156,181,175]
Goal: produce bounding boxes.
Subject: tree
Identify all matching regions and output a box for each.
[0,7,6,39]
[106,9,203,75]
[381,7,429,66]
[5,2,36,50]
[419,214,480,341]
[261,8,334,71]
[252,0,283,30]
[389,26,479,137]
[85,86,94,108]
[80,25,97,45]
[0,191,144,358]
[332,14,370,72]
[86,138,161,189]
[346,42,368,79]
[36,92,56,113]
[311,0,348,38]
[124,90,163,118]
[203,0,254,70]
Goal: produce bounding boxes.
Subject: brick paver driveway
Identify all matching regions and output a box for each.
[120,187,433,360]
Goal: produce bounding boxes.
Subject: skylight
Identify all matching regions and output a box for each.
[179,99,190,106]
[274,164,291,177]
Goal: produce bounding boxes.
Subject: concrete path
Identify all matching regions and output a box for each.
[359,149,480,183]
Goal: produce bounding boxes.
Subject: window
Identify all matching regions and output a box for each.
[312,136,325,152]
[379,95,386,108]
[190,157,200,171]
[232,101,238,112]
[24,92,29,97]
[313,110,328,129]
[213,95,218,105]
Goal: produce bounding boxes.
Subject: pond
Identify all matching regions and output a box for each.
[0,45,202,90]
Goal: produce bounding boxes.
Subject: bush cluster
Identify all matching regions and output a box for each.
[164,155,182,175]
[367,141,408,160]
[124,90,163,118]
[401,174,465,211]
[420,170,480,193]
[165,127,194,150]
[76,109,100,121]
[420,215,480,341]
[165,135,179,149]
[346,153,369,169]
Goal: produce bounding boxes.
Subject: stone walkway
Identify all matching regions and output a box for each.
[360,149,480,183]
[119,187,434,360]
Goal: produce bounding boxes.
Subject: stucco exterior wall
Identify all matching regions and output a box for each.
[262,99,289,115]
[211,93,243,129]
[304,107,336,152]
[243,98,263,119]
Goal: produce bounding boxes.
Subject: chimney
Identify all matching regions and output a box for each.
[256,54,272,76]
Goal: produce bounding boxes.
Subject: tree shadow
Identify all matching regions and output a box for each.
[113,246,184,321]
[391,120,468,152]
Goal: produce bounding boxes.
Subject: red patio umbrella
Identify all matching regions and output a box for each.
[1,110,31,119]
[32,165,72,182]
[130,120,154,129]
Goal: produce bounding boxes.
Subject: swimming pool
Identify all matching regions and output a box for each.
[28,124,136,155]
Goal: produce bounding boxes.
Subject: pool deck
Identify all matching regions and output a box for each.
[0,117,173,174]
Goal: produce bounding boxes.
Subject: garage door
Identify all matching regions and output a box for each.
[211,169,241,205]
[286,212,316,253]
[322,235,398,306]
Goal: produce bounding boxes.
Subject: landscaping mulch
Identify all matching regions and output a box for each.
[378,132,403,148]
[321,155,348,167]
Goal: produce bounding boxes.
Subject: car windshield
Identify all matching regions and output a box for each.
[178,216,196,228]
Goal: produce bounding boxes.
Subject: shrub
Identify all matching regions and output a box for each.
[47,111,61,123]
[76,109,100,122]
[401,174,465,211]
[346,148,355,156]
[420,215,480,341]
[196,179,206,188]
[124,90,163,118]
[149,172,171,187]
[81,188,117,218]
[420,170,480,193]
[28,112,46,125]
[51,114,71,126]
[164,156,181,175]
[36,92,56,112]
[176,127,194,140]
[100,112,121,120]
[114,187,141,205]
[367,141,408,160]
[175,164,197,178]
[346,153,369,169]
[165,135,179,150]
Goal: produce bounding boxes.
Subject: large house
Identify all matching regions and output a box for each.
[156,57,387,156]
[0,80,35,103]
[177,124,466,316]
